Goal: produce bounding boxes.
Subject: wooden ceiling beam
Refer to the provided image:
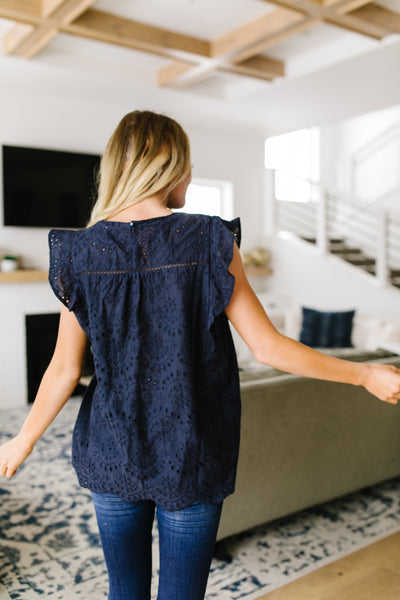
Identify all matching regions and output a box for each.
[160,54,285,88]
[41,0,70,19]
[43,0,95,23]
[324,11,392,38]
[4,0,95,58]
[260,0,372,15]
[236,54,285,77]
[157,14,323,89]
[158,7,307,88]
[350,3,400,34]
[157,0,391,89]
[221,55,285,81]
[63,9,211,58]
[160,62,222,89]
[4,22,57,57]
[260,0,393,38]
[157,60,198,87]
[0,0,41,25]
[325,0,373,13]
[211,6,302,57]
[2,3,210,61]
[231,15,320,63]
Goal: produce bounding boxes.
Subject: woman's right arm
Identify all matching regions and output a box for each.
[225,243,400,405]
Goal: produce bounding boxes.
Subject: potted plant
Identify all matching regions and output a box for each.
[1,255,19,272]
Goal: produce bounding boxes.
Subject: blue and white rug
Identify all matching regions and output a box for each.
[1,398,400,600]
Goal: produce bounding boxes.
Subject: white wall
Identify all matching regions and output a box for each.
[337,105,400,163]
[267,235,400,319]
[0,82,265,408]
[0,85,265,269]
[319,104,400,195]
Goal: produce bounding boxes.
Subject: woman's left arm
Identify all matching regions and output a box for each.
[0,306,87,477]
[225,243,400,405]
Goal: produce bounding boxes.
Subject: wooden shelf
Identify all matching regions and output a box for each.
[0,269,48,283]
[244,267,273,277]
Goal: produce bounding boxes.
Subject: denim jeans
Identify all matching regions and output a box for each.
[91,491,223,600]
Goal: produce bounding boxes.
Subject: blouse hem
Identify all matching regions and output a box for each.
[78,477,235,511]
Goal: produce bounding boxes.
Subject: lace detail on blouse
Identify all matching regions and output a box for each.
[78,261,208,275]
[48,213,242,510]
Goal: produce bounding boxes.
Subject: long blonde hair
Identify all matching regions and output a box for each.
[87,111,191,227]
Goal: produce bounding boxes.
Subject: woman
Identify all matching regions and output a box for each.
[0,110,399,600]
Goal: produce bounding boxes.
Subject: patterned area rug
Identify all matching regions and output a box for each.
[1,398,400,600]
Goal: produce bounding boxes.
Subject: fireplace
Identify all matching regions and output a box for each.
[25,313,94,404]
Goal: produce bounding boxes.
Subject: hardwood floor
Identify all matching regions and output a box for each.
[258,532,400,600]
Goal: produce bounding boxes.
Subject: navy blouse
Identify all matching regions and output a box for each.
[48,212,242,510]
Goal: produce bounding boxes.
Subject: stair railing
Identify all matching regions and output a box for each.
[269,169,400,288]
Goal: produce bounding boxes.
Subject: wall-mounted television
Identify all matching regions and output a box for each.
[2,145,101,228]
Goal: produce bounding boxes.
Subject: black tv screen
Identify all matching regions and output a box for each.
[2,145,101,228]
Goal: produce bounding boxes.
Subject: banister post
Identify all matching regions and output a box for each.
[376,211,388,286]
[317,188,328,255]
[264,169,276,236]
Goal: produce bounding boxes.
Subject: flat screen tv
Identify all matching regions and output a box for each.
[2,145,101,228]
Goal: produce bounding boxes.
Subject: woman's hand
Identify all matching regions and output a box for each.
[225,243,400,406]
[0,436,34,478]
[362,363,400,404]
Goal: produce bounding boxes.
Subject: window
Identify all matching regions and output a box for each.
[265,128,320,202]
[174,179,234,220]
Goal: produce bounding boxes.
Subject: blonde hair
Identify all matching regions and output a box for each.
[87,110,191,227]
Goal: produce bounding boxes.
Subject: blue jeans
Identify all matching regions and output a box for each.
[91,491,222,600]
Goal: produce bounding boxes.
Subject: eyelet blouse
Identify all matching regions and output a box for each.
[48,212,241,510]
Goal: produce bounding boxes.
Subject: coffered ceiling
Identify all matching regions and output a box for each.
[0,0,398,98]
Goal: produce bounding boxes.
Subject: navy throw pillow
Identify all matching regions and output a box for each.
[300,307,355,348]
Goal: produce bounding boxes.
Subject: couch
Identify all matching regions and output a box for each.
[216,346,400,543]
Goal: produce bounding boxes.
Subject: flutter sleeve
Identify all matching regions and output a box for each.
[208,215,241,325]
[48,229,82,312]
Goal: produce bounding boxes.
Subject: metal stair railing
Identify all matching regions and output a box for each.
[326,193,378,261]
[387,212,400,288]
[275,198,317,241]
[269,169,400,288]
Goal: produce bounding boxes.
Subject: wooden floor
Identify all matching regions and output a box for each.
[257,532,400,600]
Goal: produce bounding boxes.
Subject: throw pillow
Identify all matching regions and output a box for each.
[300,307,355,348]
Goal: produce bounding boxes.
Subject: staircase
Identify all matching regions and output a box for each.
[301,236,400,289]
[274,187,400,290]
[270,119,400,288]
[302,237,375,273]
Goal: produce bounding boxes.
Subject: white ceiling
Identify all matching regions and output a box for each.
[93,0,276,39]
[0,0,399,134]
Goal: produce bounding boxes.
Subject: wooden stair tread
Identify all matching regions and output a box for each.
[330,247,362,255]
[344,256,376,266]
[296,233,400,290]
